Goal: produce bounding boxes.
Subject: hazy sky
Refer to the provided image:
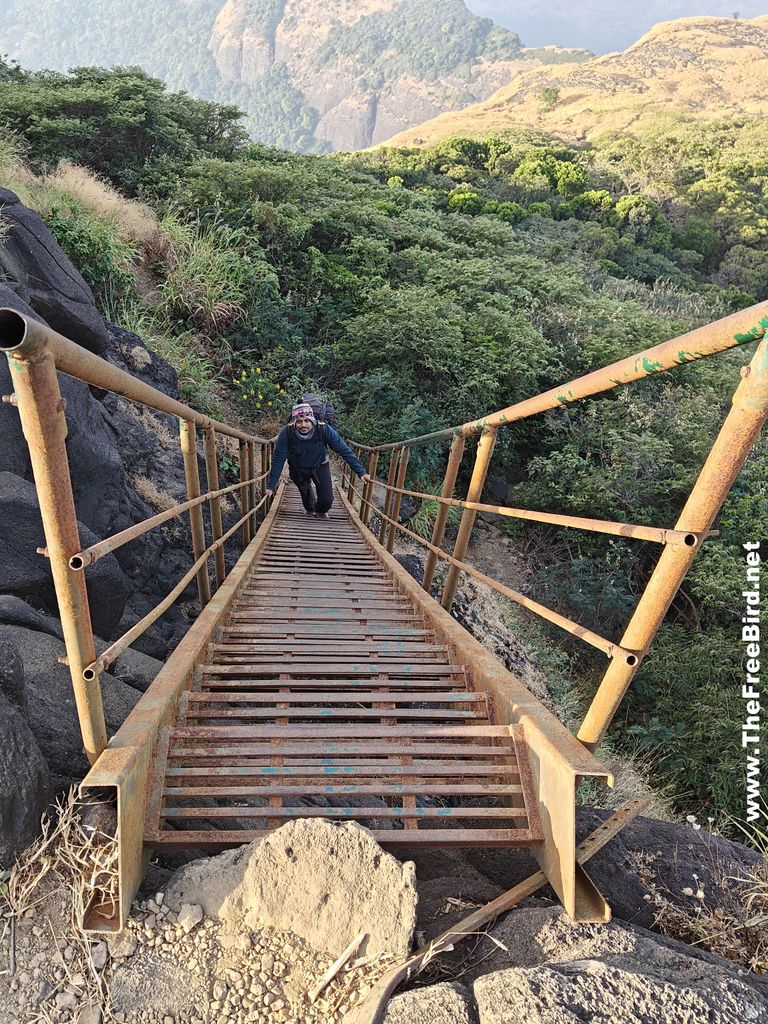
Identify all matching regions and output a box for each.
[465,1,767,52]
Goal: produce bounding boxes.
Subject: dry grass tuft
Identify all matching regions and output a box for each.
[634,838,768,972]
[43,161,159,245]
[1,789,121,1022]
[132,474,179,512]
[120,399,176,449]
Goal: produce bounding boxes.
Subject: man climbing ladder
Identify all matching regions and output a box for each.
[266,402,370,518]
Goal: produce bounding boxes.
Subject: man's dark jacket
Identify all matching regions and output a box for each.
[267,423,366,491]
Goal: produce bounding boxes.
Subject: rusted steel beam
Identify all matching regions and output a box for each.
[203,427,225,590]
[79,481,286,933]
[442,426,497,611]
[378,448,400,546]
[2,326,107,763]
[84,495,269,679]
[423,433,465,593]
[70,474,263,570]
[239,441,251,547]
[352,301,768,451]
[579,336,768,750]
[0,308,268,443]
[366,496,637,662]
[372,479,704,548]
[386,446,410,553]
[180,419,211,607]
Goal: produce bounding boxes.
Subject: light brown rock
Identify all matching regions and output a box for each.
[383,982,477,1024]
[166,819,417,958]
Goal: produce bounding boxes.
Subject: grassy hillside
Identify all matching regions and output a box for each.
[383,15,768,148]
[1,62,765,830]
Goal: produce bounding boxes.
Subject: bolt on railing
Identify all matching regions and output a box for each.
[348,300,768,750]
[0,308,276,763]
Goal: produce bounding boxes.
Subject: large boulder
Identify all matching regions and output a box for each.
[0,624,143,783]
[0,187,109,355]
[165,819,418,959]
[0,472,132,639]
[459,906,768,1023]
[0,641,49,867]
[0,690,49,868]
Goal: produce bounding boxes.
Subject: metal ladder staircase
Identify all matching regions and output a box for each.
[145,490,542,850]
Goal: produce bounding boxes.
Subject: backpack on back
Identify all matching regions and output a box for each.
[300,393,338,430]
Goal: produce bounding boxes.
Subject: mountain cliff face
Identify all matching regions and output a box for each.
[381,15,768,147]
[0,0,589,152]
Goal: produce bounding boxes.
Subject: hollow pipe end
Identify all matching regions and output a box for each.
[0,308,28,352]
[83,665,98,682]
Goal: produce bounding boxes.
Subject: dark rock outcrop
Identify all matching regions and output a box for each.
[0,690,50,868]
[0,193,198,816]
[0,472,132,638]
[0,644,50,867]
[0,188,110,355]
[0,624,142,782]
[460,808,762,931]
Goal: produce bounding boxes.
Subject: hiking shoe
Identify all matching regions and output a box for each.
[315,512,330,520]
[305,509,315,516]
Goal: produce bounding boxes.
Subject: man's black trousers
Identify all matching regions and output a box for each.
[289,461,334,514]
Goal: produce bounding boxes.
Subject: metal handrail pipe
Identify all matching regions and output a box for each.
[348,479,639,665]
[0,309,273,444]
[367,479,703,547]
[70,473,268,569]
[83,493,269,680]
[352,301,768,451]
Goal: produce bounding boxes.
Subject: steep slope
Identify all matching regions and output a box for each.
[0,0,589,152]
[381,15,768,147]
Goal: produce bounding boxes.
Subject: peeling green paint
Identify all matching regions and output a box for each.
[642,357,664,373]
[734,316,768,343]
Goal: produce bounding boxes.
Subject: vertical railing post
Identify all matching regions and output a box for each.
[239,440,252,547]
[247,440,257,532]
[360,450,379,529]
[180,419,211,607]
[578,338,768,751]
[423,433,465,593]
[378,448,401,546]
[386,446,410,553]
[266,441,274,511]
[203,426,225,590]
[3,343,107,763]
[260,442,268,523]
[347,445,360,504]
[441,426,497,611]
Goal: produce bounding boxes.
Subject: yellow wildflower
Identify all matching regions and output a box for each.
[267,401,272,406]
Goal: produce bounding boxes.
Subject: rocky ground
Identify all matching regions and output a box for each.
[1,807,766,1024]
